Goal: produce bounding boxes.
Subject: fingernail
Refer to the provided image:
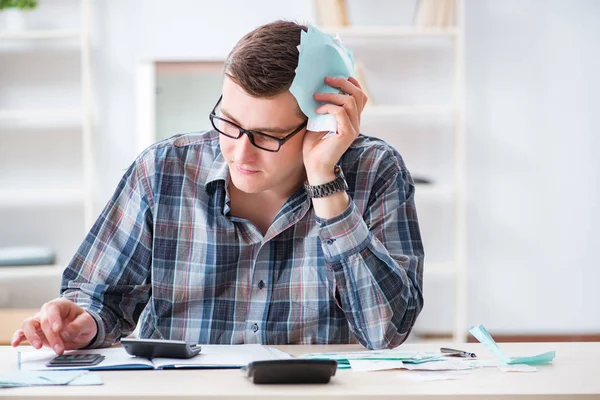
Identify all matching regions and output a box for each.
[52,322,60,331]
[54,344,63,354]
[33,340,41,348]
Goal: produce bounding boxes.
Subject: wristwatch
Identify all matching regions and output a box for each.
[304,166,349,199]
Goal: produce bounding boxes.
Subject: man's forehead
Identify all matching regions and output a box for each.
[221,84,305,130]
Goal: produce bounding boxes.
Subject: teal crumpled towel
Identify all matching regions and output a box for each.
[290,25,355,135]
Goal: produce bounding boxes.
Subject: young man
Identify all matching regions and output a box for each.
[12,20,424,354]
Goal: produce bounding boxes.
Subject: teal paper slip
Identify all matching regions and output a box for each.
[469,324,555,365]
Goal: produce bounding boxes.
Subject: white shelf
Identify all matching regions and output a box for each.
[0,188,85,207]
[320,26,457,38]
[0,264,63,279]
[0,109,81,121]
[362,105,456,117]
[0,30,80,40]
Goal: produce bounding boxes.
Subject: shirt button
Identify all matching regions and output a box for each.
[325,238,335,245]
[252,323,259,333]
[258,280,265,289]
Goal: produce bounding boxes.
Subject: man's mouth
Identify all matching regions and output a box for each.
[236,165,259,175]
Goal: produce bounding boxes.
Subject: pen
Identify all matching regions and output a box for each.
[440,347,477,358]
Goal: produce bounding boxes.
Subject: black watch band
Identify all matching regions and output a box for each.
[304,166,348,199]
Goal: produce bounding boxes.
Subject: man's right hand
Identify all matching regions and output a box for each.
[11,298,98,355]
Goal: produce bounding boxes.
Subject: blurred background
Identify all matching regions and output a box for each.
[0,0,598,344]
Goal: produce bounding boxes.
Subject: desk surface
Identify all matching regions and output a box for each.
[1,342,598,399]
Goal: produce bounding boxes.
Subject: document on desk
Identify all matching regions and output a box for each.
[300,349,448,370]
[18,344,291,371]
[0,370,103,388]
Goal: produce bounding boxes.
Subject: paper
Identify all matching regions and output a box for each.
[399,359,474,371]
[300,349,447,370]
[348,359,405,372]
[469,324,555,365]
[289,24,355,135]
[19,347,153,371]
[399,371,470,382]
[468,359,505,368]
[68,372,104,385]
[0,370,103,388]
[19,344,291,371]
[152,345,291,369]
[498,364,538,373]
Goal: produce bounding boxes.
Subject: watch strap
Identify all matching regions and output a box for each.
[304,166,348,199]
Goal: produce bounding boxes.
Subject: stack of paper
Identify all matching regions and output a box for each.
[300,349,448,370]
[300,324,556,374]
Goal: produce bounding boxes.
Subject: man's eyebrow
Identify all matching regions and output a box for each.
[220,107,302,135]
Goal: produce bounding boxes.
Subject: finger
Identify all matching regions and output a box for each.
[314,92,357,108]
[21,318,45,349]
[324,76,363,100]
[43,301,67,333]
[315,93,360,131]
[39,306,65,355]
[11,329,26,347]
[324,77,367,113]
[315,104,358,143]
[324,76,359,95]
[348,76,368,112]
[348,76,362,89]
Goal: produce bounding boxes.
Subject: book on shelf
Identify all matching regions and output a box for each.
[413,0,456,28]
[314,0,349,28]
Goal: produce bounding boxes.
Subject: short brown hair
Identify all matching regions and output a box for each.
[224,20,308,98]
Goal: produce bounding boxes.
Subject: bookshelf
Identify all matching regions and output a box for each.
[316,0,467,342]
[0,0,95,308]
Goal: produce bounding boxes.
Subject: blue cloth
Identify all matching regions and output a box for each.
[290,25,355,132]
[61,130,424,350]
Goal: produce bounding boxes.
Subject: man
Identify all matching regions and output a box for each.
[12,20,424,355]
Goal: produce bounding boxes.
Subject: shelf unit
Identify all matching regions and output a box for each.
[0,29,80,40]
[0,109,81,120]
[320,26,457,37]
[318,0,467,342]
[0,0,94,307]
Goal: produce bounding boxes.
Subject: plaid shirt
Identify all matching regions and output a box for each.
[61,130,424,350]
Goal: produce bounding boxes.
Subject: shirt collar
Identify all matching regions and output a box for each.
[205,151,229,191]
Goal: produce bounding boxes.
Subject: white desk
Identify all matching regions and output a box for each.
[1,342,598,399]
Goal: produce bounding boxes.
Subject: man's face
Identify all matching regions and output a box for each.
[218,77,307,196]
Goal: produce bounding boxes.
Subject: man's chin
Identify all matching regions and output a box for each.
[231,174,265,194]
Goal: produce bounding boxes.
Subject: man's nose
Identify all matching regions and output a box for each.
[233,132,257,161]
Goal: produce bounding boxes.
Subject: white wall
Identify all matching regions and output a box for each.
[465,0,600,333]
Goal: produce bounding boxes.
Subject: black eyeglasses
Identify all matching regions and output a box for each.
[209,95,308,152]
